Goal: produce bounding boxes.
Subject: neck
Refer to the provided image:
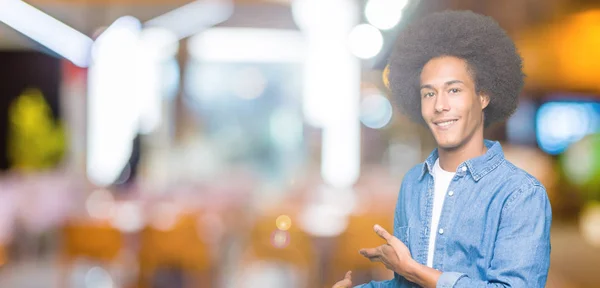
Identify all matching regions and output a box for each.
[437,132,487,172]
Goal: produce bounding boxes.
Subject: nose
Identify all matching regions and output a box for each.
[434,92,450,113]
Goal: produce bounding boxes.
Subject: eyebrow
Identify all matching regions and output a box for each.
[420,80,464,90]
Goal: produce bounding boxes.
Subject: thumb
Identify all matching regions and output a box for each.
[374,224,393,243]
[345,270,352,280]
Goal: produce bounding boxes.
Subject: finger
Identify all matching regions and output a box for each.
[332,271,352,288]
[363,254,381,262]
[333,280,351,288]
[364,253,392,269]
[333,279,351,288]
[374,224,393,243]
[361,253,379,259]
[383,232,408,253]
[359,247,380,258]
[388,237,406,253]
[333,277,352,288]
[366,255,381,263]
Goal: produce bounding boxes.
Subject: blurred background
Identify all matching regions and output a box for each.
[0,0,599,287]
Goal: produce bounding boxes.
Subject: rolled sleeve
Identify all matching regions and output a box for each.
[355,278,400,288]
[436,272,466,288]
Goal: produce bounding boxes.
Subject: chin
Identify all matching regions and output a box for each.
[434,137,462,151]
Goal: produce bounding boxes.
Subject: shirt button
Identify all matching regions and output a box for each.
[461,166,467,172]
[438,228,444,235]
[448,191,454,197]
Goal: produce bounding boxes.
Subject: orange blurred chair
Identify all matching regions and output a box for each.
[60,221,124,287]
[137,213,214,288]
[0,244,6,268]
[237,212,319,288]
[326,213,395,286]
[62,221,123,261]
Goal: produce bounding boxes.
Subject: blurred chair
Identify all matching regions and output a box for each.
[137,213,214,288]
[325,213,394,286]
[60,221,124,287]
[62,221,123,261]
[236,213,319,288]
[0,244,6,267]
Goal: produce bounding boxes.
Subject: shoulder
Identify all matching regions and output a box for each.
[498,159,542,185]
[401,163,426,185]
[495,159,550,211]
[497,159,544,190]
[396,163,425,199]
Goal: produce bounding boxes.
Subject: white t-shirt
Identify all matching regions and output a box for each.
[427,158,456,268]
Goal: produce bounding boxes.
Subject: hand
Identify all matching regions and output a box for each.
[332,271,352,288]
[359,224,414,276]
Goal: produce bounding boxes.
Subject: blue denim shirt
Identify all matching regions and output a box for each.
[357,140,552,288]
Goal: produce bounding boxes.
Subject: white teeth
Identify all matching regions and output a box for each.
[436,120,457,127]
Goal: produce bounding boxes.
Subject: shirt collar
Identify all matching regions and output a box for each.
[419,139,505,181]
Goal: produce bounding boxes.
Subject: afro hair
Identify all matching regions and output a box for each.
[387,10,524,127]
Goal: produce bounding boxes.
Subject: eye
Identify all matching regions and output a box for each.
[423,92,435,98]
[449,88,461,94]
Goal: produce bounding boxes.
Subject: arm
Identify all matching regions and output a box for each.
[404,184,552,288]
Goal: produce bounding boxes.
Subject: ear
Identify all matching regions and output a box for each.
[479,93,490,110]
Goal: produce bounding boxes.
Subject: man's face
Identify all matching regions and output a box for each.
[419,56,489,150]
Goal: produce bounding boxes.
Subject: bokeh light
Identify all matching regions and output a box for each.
[348,24,383,59]
[563,135,596,185]
[271,230,290,249]
[84,266,114,288]
[536,102,600,155]
[579,202,600,248]
[291,0,358,33]
[360,93,393,129]
[365,0,408,30]
[150,202,180,231]
[85,189,115,220]
[298,186,353,238]
[561,134,600,195]
[110,201,143,233]
[275,215,292,231]
[382,64,390,89]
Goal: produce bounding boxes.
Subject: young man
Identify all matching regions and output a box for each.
[333,10,552,288]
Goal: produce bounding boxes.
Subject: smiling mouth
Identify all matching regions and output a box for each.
[434,120,458,127]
